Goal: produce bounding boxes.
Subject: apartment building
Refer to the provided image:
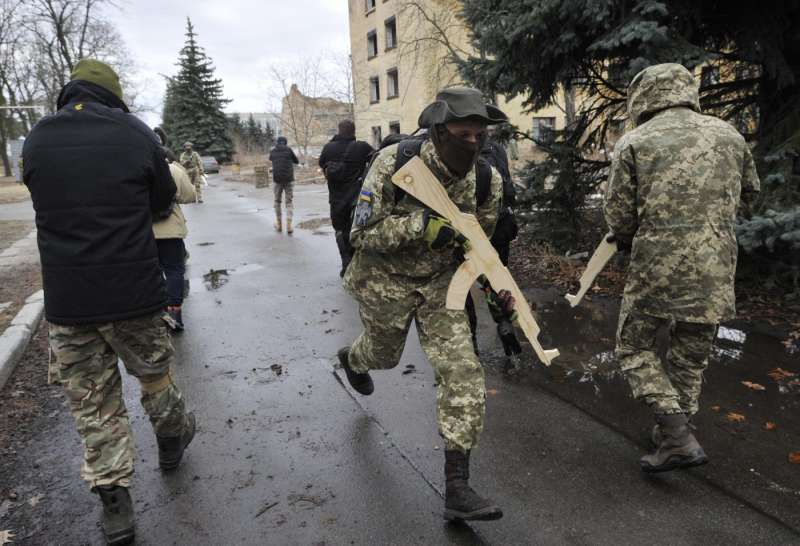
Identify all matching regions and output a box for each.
[347,0,570,159]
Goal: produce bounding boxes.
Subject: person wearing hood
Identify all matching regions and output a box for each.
[180,141,204,203]
[604,63,760,473]
[153,127,196,332]
[319,119,375,275]
[268,135,300,233]
[22,59,197,545]
[337,87,508,522]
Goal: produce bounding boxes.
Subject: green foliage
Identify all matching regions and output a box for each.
[162,18,233,161]
[460,0,800,285]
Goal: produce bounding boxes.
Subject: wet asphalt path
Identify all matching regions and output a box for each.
[2,174,799,545]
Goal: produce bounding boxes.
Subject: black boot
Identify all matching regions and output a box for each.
[640,413,708,473]
[165,307,184,332]
[337,347,374,395]
[96,485,135,545]
[444,450,502,521]
[157,412,196,470]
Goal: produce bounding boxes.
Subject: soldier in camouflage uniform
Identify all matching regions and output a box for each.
[604,63,760,473]
[339,88,510,521]
[180,141,204,203]
[23,59,196,545]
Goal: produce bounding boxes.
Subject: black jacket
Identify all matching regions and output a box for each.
[269,144,299,183]
[23,80,176,325]
[319,135,374,230]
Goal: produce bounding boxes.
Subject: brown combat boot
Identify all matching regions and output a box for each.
[444,450,502,521]
[157,412,196,470]
[96,485,135,545]
[274,217,282,232]
[286,218,294,234]
[640,413,708,473]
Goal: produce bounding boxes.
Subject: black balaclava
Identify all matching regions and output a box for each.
[430,123,486,178]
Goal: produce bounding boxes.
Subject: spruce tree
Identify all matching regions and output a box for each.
[245,114,264,153]
[162,18,233,161]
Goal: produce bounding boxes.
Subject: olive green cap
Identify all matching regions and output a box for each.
[418,87,508,129]
[70,59,123,101]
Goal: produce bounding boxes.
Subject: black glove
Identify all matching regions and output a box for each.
[606,232,632,253]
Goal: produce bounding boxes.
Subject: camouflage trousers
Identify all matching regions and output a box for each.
[274,181,294,221]
[187,168,202,202]
[616,309,717,415]
[346,267,485,452]
[48,312,190,489]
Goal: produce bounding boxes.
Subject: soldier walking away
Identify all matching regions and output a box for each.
[339,87,510,521]
[319,119,374,276]
[153,127,196,332]
[22,59,197,545]
[604,63,760,473]
[268,136,299,233]
[180,141,205,203]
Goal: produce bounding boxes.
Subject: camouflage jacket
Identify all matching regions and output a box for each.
[345,140,501,284]
[604,63,760,323]
[180,150,203,174]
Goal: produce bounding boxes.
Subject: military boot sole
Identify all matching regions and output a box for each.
[159,413,197,470]
[103,527,135,546]
[640,450,708,473]
[444,505,503,522]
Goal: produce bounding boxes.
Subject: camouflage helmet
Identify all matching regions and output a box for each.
[183,141,193,148]
[627,63,700,127]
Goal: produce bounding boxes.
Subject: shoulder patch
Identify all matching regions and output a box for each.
[354,190,374,227]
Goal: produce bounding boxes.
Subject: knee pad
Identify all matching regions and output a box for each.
[139,371,173,394]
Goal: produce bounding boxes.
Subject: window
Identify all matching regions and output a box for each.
[532,117,555,143]
[369,76,380,103]
[365,0,376,12]
[386,68,399,99]
[389,121,401,134]
[367,30,378,59]
[371,126,383,148]
[385,16,398,50]
[701,65,720,88]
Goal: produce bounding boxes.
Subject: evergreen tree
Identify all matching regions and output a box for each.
[461,0,800,288]
[162,18,233,161]
[245,114,264,153]
[263,122,275,150]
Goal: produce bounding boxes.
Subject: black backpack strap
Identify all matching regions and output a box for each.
[475,158,492,208]
[392,138,424,203]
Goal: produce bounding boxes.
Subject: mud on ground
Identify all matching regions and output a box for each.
[0,261,41,332]
[0,178,30,205]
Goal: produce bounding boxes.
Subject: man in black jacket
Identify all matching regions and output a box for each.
[23,59,196,546]
[319,120,374,276]
[268,136,299,233]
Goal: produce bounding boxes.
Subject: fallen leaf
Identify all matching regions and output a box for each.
[0,530,14,545]
[27,494,43,507]
[710,405,721,412]
[741,381,766,391]
[726,412,746,423]
[768,368,797,381]
[789,452,800,464]
[765,422,777,431]
[486,388,499,396]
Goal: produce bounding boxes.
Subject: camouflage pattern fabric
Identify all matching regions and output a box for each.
[604,63,761,324]
[48,312,190,489]
[344,140,501,452]
[180,150,204,202]
[616,308,717,415]
[273,181,294,221]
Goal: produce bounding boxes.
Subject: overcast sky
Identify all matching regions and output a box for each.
[107,0,351,125]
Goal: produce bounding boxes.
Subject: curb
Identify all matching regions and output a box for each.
[0,289,44,391]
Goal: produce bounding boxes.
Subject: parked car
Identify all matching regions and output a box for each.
[201,156,220,173]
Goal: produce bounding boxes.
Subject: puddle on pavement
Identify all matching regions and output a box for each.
[296,218,331,230]
[198,263,266,291]
[197,242,215,247]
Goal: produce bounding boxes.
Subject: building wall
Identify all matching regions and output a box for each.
[348,0,573,159]
[280,84,353,157]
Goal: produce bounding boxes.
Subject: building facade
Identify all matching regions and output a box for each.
[347,0,571,159]
[280,84,353,158]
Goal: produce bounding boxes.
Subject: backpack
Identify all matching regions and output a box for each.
[323,140,356,185]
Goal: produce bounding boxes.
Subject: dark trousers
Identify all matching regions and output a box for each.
[156,238,186,307]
